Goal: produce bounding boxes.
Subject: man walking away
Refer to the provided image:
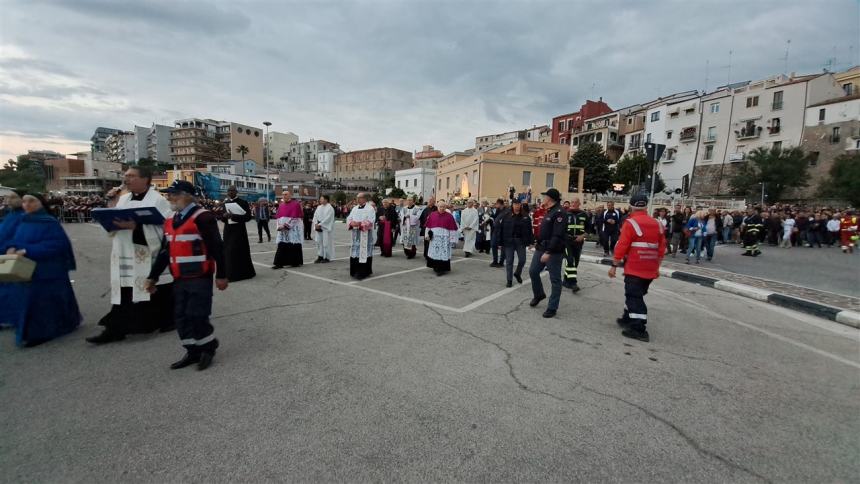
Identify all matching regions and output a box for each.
[609,193,666,342]
[255,197,271,243]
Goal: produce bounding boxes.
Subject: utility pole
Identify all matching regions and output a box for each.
[263,121,272,201]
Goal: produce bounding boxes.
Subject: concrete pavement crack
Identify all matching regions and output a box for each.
[579,385,772,483]
[424,306,770,483]
[213,296,331,320]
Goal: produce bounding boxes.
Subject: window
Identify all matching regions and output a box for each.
[819,108,826,121]
[627,117,633,125]
[772,141,782,152]
[666,131,673,140]
[558,121,564,130]
[414,178,418,187]
[596,132,603,142]
[445,177,449,189]
[472,170,478,185]
[843,83,854,95]
[546,173,555,188]
[404,180,408,188]
[808,151,819,166]
[522,171,531,186]
[772,91,783,110]
[646,133,652,143]
[438,179,442,190]
[832,127,841,143]
[710,102,720,113]
[560,137,567,145]
[455,174,460,188]
[572,137,578,146]
[770,118,781,134]
[650,112,660,122]
[707,126,716,141]
[664,148,676,161]
[746,96,759,108]
[704,144,714,160]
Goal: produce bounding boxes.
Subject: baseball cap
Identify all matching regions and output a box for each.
[629,193,648,207]
[161,180,199,196]
[541,188,561,202]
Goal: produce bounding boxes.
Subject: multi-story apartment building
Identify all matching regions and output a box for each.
[690,72,845,196]
[475,129,526,152]
[265,131,299,167]
[413,145,445,169]
[551,99,613,145]
[570,111,624,162]
[435,141,570,201]
[526,125,552,143]
[658,93,703,193]
[170,118,263,169]
[146,124,172,163]
[395,167,436,201]
[618,106,648,159]
[835,66,860,96]
[285,139,340,173]
[795,94,860,199]
[105,131,137,164]
[90,127,122,160]
[25,150,64,163]
[333,147,413,183]
[316,150,342,179]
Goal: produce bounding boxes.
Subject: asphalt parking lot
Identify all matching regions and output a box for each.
[1,221,858,482]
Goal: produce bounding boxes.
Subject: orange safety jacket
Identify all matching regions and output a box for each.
[613,211,667,280]
[163,208,216,279]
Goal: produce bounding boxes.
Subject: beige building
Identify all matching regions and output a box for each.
[571,111,624,162]
[835,66,860,96]
[333,147,413,183]
[435,141,570,201]
[413,145,445,169]
[170,118,263,169]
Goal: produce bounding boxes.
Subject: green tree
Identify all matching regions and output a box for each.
[728,146,809,202]
[331,190,348,206]
[818,152,860,205]
[613,152,650,193]
[388,187,407,199]
[0,155,46,192]
[236,145,250,161]
[569,142,613,193]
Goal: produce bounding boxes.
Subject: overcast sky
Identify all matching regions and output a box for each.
[0,0,857,162]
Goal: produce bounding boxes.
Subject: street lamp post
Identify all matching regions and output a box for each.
[263,121,272,202]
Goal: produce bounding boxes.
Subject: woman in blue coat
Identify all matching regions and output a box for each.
[2,194,81,347]
[0,190,26,329]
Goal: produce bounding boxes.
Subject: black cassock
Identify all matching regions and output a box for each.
[221,197,256,282]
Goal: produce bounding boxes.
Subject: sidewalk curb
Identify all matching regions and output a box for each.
[579,255,859,329]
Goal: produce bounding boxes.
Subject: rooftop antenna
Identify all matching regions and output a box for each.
[780,39,791,75]
[720,50,733,86]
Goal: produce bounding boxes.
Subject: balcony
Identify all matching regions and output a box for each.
[735,126,762,140]
[679,127,697,142]
[771,101,783,111]
[767,126,781,135]
[628,142,642,150]
[830,135,841,144]
[704,134,717,143]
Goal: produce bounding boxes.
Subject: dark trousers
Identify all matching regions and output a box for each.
[304,221,312,240]
[504,241,526,282]
[529,249,563,311]
[491,231,506,264]
[563,241,582,286]
[623,275,653,332]
[173,278,217,355]
[601,231,619,254]
[743,229,760,253]
[257,219,271,242]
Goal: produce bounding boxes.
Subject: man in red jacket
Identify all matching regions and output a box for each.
[608,193,666,342]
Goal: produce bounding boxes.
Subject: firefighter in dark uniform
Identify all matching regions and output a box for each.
[562,198,590,293]
[145,180,228,371]
[741,207,763,256]
[528,188,567,318]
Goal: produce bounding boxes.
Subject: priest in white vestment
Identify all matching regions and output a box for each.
[460,199,479,257]
[312,195,335,262]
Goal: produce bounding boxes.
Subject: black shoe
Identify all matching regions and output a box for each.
[86,331,126,345]
[321,258,330,263]
[314,257,323,264]
[271,265,284,269]
[490,262,501,267]
[514,274,522,284]
[570,285,580,293]
[741,252,751,256]
[529,295,546,307]
[603,252,610,257]
[542,309,556,318]
[197,352,214,371]
[506,281,513,288]
[170,352,200,370]
[464,252,471,258]
[616,317,630,328]
[622,328,650,342]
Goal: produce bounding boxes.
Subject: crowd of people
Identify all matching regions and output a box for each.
[1,167,857,358]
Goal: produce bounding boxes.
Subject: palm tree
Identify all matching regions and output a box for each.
[236,145,250,161]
